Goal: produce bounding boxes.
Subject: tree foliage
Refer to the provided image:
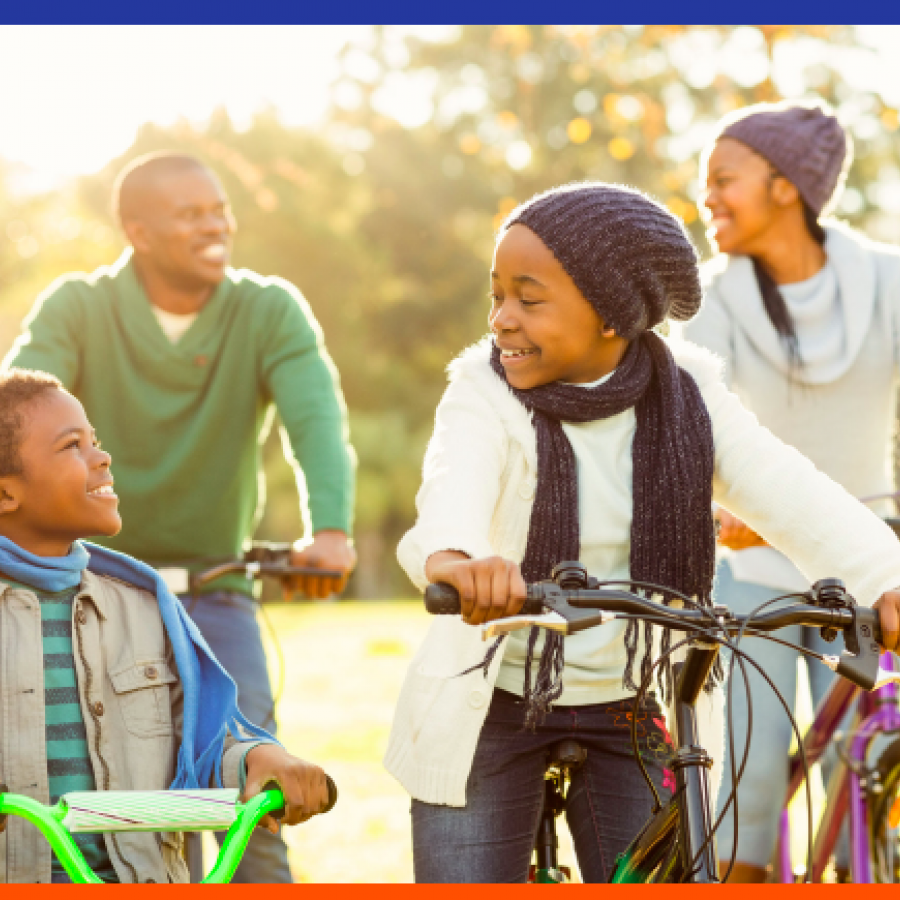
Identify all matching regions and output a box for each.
[1,25,898,595]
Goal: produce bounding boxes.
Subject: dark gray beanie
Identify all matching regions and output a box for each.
[717,100,852,216]
[503,182,702,341]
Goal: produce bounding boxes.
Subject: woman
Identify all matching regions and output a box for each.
[384,181,900,883]
[686,100,900,882]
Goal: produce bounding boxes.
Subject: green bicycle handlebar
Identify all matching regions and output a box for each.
[204,789,288,884]
[0,790,102,883]
[0,779,336,884]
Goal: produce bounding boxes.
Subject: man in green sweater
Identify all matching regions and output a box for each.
[2,152,356,882]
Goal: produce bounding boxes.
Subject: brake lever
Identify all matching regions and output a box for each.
[479,584,615,640]
[481,610,569,639]
[822,606,888,691]
[824,654,900,691]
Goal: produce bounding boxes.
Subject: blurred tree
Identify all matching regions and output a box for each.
[334,25,899,246]
[1,25,898,595]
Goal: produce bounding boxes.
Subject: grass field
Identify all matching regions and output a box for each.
[226,600,824,883]
[250,600,429,883]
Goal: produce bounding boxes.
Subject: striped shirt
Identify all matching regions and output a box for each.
[3,578,117,882]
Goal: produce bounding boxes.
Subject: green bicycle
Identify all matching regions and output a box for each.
[0,777,337,884]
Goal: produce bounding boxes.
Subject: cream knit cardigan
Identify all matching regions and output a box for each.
[384,336,900,808]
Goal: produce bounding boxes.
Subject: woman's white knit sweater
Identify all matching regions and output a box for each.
[685,221,900,590]
[384,334,900,808]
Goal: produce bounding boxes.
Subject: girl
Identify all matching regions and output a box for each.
[385,181,900,883]
[686,100,900,882]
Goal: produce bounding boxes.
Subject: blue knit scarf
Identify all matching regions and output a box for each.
[0,536,274,789]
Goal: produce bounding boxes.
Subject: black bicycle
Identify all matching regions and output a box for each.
[424,562,899,884]
[156,541,343,597]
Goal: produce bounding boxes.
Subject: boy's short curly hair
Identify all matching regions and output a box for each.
[0,369,64,476]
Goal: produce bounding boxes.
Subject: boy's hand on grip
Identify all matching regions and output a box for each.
[425,551,527,626]
[242,744,329,830]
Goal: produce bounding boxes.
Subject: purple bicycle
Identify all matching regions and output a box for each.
[774,514,900,884]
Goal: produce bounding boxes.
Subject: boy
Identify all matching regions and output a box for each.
[0,368,329,883]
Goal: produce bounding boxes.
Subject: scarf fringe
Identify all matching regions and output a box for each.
[621,589,723,704]
[454,635,507,680]
[456,589,723,729]
[522,628,565,730]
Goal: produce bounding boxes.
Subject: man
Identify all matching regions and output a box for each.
[3,151,356,883]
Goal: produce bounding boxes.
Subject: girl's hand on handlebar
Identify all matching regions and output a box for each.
[425,551,527,625]
[874,589,900,651]
[715,508,767,551]
[242,744,329,830]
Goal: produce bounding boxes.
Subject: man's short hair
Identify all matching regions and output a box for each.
[0,369,64,476]
[112,151,210,225]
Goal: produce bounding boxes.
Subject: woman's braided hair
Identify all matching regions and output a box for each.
[0,369,64,476]
[750,199,827,374]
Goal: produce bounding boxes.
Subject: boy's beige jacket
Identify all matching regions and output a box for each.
[0,570,257,883]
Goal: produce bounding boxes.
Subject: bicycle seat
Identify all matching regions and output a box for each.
[547,740,587,772]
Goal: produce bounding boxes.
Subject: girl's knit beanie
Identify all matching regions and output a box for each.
[503,182,702,340]
[715,100,852,216]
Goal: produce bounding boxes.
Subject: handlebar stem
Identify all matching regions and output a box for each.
[676,640,720,707]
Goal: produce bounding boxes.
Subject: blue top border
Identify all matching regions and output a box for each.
[8,0,900,26]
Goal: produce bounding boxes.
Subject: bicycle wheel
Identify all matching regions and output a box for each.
[868,738,900,883]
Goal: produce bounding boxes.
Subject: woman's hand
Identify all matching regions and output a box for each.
[425,551,527,625]
[874,590,900,652]
[242,744,329,831]
[715,508,767,551]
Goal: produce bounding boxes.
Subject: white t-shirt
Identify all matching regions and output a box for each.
[151,305,199,344]
[494,372,650,705]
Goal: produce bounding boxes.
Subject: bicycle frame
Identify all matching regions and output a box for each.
[612,638,720,883]
[776,652,900,883]
[0,787,286,884]
[427,568,900,884]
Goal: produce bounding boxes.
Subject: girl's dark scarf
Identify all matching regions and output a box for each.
[489,332,719,727]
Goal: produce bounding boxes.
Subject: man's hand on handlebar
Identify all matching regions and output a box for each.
[242,744,329,830]
[425,551,527,625]
[286,530,356,599]
[715,508,767,551]
[874,589,900,651]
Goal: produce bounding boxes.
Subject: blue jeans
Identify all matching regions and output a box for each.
[714,559,838,869]
[182,591,292,884]
[411,689,674,883]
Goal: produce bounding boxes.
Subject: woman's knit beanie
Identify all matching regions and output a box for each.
[715,100,852,216]
[503,182,702,341]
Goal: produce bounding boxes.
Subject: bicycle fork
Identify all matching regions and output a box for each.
[671,640,720,883]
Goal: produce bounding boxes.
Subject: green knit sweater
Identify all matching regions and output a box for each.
[5,252,355,592]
